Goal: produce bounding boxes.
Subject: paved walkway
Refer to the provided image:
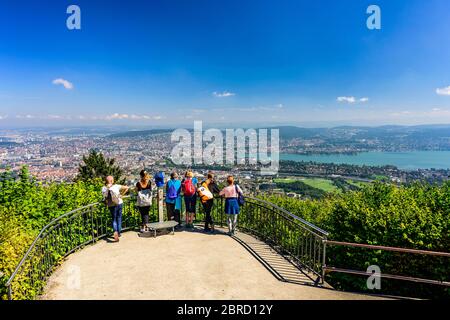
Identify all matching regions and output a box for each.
[42,228,384,300]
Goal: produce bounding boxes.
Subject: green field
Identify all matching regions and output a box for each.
[346,180,369,188]
[274,177,339,193]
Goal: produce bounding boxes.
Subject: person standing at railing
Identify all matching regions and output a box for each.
[182,170,198,229]
[165,171,182,228]
[136,170,153,233]
[102,176,129,242]
[198,172,220,232]
[219,175,243,236]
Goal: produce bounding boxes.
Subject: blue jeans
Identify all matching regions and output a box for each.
[109,204,123,234]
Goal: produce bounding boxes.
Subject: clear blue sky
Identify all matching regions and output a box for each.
[1,0,450,127]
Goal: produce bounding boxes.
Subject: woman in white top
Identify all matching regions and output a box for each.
[136,170,153,232]
[102,176,129,242]
[219,175,243,235]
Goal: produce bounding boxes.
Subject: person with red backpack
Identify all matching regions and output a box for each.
[182,171,198,228]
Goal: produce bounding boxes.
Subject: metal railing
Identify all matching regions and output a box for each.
[226,197,328,282]
[322,240,450,287]
[4,193,328,300]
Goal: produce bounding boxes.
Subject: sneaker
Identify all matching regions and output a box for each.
[113,231,119,242]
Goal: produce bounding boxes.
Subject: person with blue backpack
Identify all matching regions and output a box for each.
[165,171,182,227]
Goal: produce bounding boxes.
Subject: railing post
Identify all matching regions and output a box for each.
[220,197,224,228]
[7,283,12,300]
[322,238,327,285]
[91,206,95,244]
[158,187,164,223]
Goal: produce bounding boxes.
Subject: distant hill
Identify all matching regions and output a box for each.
[270,125,450,152]
[272,125,450,140]
[109,129,174,138]
[108,124,450,151]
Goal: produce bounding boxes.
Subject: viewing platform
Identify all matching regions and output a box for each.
[41,228,379,300]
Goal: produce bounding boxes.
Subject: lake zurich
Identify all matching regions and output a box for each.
[280,151,450,170]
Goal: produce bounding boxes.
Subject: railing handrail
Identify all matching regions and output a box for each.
[246,196,329,237]
[324,240,450,257]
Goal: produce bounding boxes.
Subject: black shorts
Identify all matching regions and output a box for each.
[184,195,196,213]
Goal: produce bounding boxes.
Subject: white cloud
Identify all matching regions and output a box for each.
[213,91,235,98]
[15,114,36,119]
[436,86,450,96]
[192,108,206,114]
[105,113,129,120]
[48,114,64,119]
[389,108,450,118]
[209,104,285,113]
[337,96,369,104]
[12,113,165,121]
[52,78,74,90]
[0,115,7,120]
[337,96,356,104]
[104,113,164,121]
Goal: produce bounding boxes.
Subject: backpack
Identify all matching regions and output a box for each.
[105,187,120,207]
[155,171,165,187]
[198,183,213,202]
[182,178,196,197]
[136,189,152,207]
[167,181,179,200]
[235,185,245,206]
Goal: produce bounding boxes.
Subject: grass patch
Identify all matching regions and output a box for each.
[274,177,339,193]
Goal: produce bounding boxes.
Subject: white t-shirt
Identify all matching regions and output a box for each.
[102,184,124,205]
